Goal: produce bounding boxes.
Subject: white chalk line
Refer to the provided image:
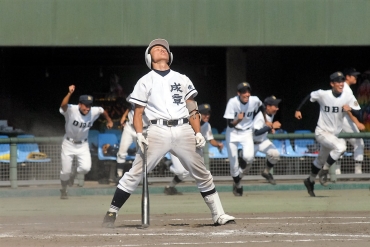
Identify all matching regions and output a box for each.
[71,239,362,247]
[1,229,370,239]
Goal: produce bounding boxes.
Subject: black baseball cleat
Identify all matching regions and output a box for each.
[261,171,276,185]
[303,178,315,197]
[318,169,329,186]
[102,212,116,228]
[164,186,183,195]
[60,189,68,199]
[232,183,243,196]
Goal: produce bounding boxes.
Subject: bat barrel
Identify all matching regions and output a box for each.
[141,144,150,227]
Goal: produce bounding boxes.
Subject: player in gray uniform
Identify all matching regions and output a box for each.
[337,68,364,174]
[223,82,270,196]
[102,39,235,227]
[253,96,282,185]
[295,72,365,197]
[60,85,113,199]
[163,103,224,195]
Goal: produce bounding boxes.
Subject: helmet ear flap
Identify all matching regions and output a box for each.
[144,46,173,69]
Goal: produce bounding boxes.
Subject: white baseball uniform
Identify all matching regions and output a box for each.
[169,121,215,180]
[342,83,364,162]
[116,103,149,164]
[253,112,279,165]
[223,95,263,177]
[60,104,104,181]
[119,70,215,194]
[310,89,359,169]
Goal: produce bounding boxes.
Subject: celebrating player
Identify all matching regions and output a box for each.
[295,72,365,197]
[102,39,235,227]
[163,103,224,195]
[116,94,149,182]
[253,96,282,185]
[223,82,269,196]
[59,85,113,199]
[337,68,364,174]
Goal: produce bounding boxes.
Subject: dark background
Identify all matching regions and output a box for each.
[0,46,369,136]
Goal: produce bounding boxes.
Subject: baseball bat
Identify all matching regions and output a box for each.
[141,143,149,228]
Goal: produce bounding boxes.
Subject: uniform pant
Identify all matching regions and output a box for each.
[169,153,190,180]
[254,139,280,165]
[342,116,364,162]
[117,124,214,194]
[117,124,136,163]
[313,130,346,169]
[60,139,91,181]
[225,128,254,177]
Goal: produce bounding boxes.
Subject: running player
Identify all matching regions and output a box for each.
[163,103,224,195]
[60,85,113,199]
[102,39,235,227]
[295,72,365,197]
[223,82,270,196]
[253,96,282,185]
[337,68,364,174]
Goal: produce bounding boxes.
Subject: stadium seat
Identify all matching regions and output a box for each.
[104,129,122,143]
[98,133,119,161]
[209,141,228,159]
[88,129,100,155]
[293,130,318,157]
[17,135,51,162]
[0,135,12,163]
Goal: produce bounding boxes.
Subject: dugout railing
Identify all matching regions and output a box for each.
[1,133,370,188]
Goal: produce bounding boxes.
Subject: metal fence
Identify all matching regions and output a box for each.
[1,133,370,188]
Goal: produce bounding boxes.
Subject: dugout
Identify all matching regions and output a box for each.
[1,0,370,135]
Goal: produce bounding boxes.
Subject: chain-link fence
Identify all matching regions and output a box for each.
[1,134,370,188]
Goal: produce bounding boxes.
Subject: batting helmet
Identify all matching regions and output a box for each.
[145,38,173,69]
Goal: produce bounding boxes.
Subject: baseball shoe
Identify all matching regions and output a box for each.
[60,189,68,199]
[261,171,276,185]
[232,183,243,196]
[318,169,329,186]
[164,186,183,195]
[303,178,315,197]
[355,165,362,174]
[214,214,236,226]
[102,212,116,228]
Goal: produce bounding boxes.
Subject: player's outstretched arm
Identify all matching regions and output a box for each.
[102,110,114,129]
[120,108,130,126]
[343,105,365,131]
[61,85,75,112]
[295,94,311,119]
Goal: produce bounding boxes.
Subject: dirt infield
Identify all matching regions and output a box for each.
[1,190,370,246]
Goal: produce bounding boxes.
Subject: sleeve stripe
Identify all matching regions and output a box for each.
[130,97,147,105]
[185,89,196,98]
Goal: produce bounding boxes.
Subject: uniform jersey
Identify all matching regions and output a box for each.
[201,122,214,141]
[253,112,274,143]
[343,83,361,110]
[129,70,197,120]
[223,95,262,131]
[60,104,103,140]
[310,89,358,135]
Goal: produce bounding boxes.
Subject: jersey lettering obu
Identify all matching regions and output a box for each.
[253,112,274,142]
[129,70,197,120]
[310,89,358,135]
[223,95,262,131]
[60,104,103,140]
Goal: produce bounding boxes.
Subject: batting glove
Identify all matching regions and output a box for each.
[195,132,206,148]
[136,133,148,153]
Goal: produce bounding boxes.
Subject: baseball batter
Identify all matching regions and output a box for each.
[295,72,364,197]
[60,85,113,199]
[339,68,364,174]
[223,82,269,196]
[253,96,282,185]
[102,39,235,227]
[163,103,224,195]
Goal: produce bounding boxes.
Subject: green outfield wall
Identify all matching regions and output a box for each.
[1,0,370,46]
